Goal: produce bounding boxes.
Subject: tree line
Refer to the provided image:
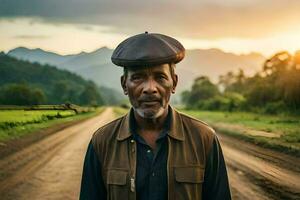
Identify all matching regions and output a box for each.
[0,53,104,106]
[181,51,300,115]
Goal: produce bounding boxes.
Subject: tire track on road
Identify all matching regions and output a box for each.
[219,134,300,200]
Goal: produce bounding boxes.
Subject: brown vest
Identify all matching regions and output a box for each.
[91,107,215,200]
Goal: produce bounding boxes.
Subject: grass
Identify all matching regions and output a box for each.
[0,107,104,142]
[181,109,300,157]
[181,110,299,135]
[0,110,76,129]
[113,107,129,117]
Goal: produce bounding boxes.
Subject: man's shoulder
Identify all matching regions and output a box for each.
[175,110,217,154]
[92,114,126,142]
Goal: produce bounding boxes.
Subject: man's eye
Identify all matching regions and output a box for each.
[131,75,142,81]
[157,75,167,80]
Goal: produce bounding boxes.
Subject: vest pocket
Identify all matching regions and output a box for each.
[107,170,129,200]
[175,166,204,183]
[174,166,204,199]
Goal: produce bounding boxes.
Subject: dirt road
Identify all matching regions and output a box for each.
[220,134,300,200]
[0,108,299,199]
[0,108,115,200]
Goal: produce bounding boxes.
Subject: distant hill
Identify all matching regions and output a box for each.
[61,47,113,71]
[0,53,123,105]
[8,46,266,94]
[177,48,265,90]
[8,47,77,66]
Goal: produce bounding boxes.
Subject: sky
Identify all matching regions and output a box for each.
[0,0,300,57]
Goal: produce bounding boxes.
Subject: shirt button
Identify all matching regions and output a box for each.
[147,149,151,153]
[130,139,135,143]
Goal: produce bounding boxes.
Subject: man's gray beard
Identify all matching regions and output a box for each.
[134,107,165,119]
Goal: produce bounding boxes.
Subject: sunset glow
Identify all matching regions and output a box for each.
[1,0,299,57]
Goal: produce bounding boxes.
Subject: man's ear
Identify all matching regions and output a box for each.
[121,75,128,95]
[172,74,178,94]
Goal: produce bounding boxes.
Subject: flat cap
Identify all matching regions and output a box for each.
[111,32,185,67]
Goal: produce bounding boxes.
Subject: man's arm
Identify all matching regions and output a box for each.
[202,135,231,200]
[80,141,106,200]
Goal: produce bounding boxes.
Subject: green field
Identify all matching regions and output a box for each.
[181,109,300,156]
[0,108,104,142]
[0,110,76,125]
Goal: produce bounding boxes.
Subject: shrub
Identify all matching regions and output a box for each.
[264,101,287,114]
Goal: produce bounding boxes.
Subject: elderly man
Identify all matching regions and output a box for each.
[80,32,231,200]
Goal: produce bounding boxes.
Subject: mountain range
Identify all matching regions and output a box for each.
[7,47,266,95]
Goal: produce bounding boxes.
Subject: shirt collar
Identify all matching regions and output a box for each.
[116,106,185,141]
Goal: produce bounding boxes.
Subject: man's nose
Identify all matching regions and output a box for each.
[143,78,158,94]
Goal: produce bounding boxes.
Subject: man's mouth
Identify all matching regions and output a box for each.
[141,101,160,106]
[139,97,161,106]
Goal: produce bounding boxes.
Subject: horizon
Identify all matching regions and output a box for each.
[1,30,299,58]
[4,45,268,58]
[1,1,300,58]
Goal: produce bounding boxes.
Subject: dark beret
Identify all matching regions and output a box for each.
[111,32,185,67]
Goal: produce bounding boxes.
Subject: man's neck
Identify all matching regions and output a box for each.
[133,107,169,150]
[133,108,169,132]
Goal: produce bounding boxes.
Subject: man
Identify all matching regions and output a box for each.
[80,32,231,200]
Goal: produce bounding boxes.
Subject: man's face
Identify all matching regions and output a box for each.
[121,64,178,119]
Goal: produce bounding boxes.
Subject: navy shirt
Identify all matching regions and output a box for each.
[131,111,169,200]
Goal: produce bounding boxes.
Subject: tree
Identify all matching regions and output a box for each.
[218,71,235,91]
[180,90,190,106]
[51,81,69,104]
[79,83,104,106]
[31,88,47,104]
[219,69,246,94]
[0,83,46,105]
[184,76,219,108]
[262,51,300,111]
[262,51,292,77]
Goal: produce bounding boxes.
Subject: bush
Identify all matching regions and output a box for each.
[223,92,246,111]
[195,93,246,111]
[264,101,287,114]
[200,96,229,111]
[281,131,300,143]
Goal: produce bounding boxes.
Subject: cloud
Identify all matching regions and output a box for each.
[13,35,50,39]
[1,0,300,39]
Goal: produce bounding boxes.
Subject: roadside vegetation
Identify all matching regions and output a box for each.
[181,110,300,157]
[113,106,129,117]
[182,51,300,115]
[181,51,300,157]
[0,106,104,142]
